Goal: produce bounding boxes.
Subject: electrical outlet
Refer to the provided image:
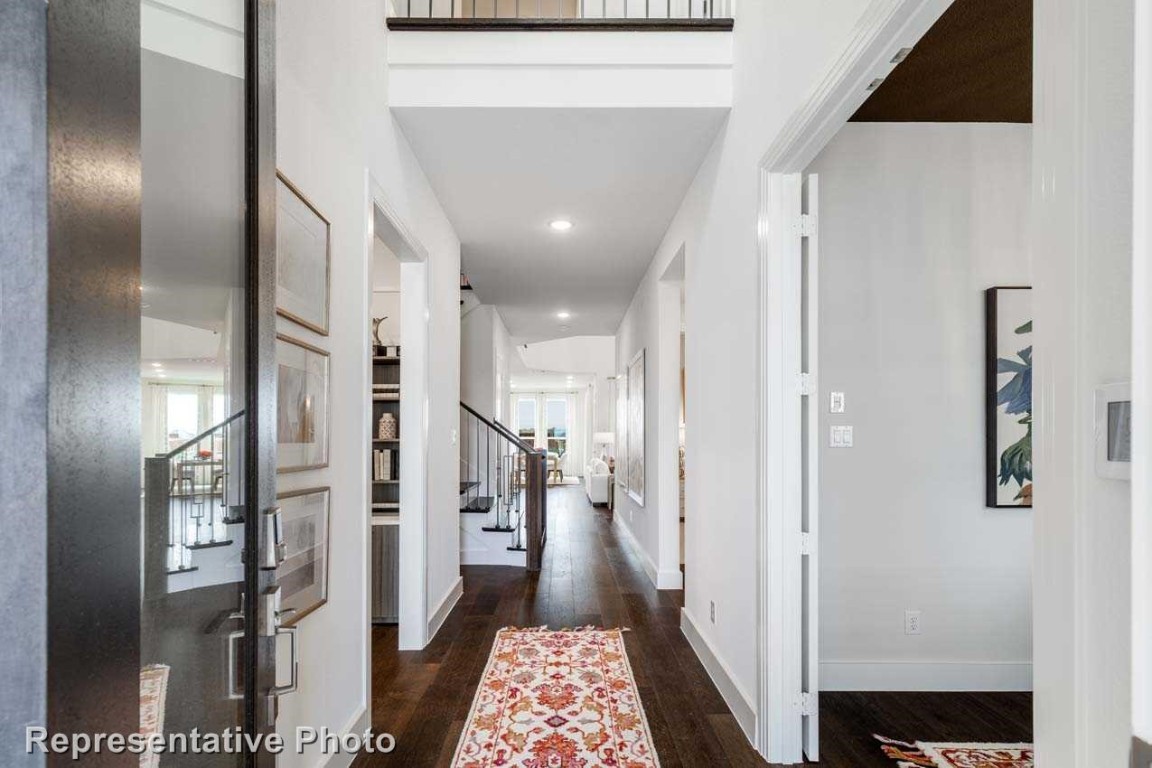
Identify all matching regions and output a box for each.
[830,391,846,413]
[904,609,922,635]
[710,601,716,624]
[451,429,458,445]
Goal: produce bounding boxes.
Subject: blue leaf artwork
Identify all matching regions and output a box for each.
[988,291,1033,507]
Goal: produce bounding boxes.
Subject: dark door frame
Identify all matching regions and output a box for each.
[29,1,278,764]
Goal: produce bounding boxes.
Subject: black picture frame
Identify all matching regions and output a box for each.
[985,286,1034,508]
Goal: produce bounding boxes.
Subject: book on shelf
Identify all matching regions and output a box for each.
[373,448,393,481]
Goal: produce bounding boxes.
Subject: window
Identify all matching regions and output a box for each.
[166,391,201,451]
[546,397,569,458]
[516,397,537,445]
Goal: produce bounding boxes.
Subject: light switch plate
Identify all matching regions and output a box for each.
[830,425,854,448]
[830,391,846,413]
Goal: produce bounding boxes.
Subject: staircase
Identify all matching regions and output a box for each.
[143,412,246,595]
[459,402,548,570]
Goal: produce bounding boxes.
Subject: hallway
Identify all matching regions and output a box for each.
[356,487,1032,767]
[356,486,766,767]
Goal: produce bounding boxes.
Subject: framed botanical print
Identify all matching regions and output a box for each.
[985,287,1033,508]
[276,172,331,335]
[276,487,331,625]
[627,349,646,506]
[277,333,330,473]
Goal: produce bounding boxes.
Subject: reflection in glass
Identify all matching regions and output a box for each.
[138,2,248,763]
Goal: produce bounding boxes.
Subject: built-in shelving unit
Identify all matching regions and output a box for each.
[371,350,401,625]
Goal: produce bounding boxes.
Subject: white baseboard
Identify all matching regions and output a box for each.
[427,576,464,642]
[680,608,757,744]
[315,705,371,768]
[612,514,660,589]
[820,660,1034,691]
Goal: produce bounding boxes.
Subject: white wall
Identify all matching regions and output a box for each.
[276,0,461,765]
[614,0,875,738]
[1034,0,1134,764]
[461,305,496,417]
[809,123,1033,691]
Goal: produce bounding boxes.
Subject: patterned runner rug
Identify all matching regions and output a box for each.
[452,627,661,767]
[876,734,1034,767]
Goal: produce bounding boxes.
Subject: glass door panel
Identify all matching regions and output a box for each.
[139,2,249,763]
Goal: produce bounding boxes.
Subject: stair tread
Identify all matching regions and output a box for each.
[459,481,481,492]
[460,497,496,514]
[167,566,200,575]
[187,539,234,550]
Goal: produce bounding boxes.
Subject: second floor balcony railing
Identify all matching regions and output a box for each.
[387,0,735,28]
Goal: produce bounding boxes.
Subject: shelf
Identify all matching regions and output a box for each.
[373,480,399,485]
[373,439,399,444]
[373,395,400,402]
[372,357,401,364]
[372,502,400,510]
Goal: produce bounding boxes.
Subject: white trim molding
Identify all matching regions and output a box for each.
[368,173,434,653]
[820,661,1034,693]
[428,576,464,642]
[317,706,372,768]
[681,609,757,743]
[1133,0,1152,743]
[754,0,955,762]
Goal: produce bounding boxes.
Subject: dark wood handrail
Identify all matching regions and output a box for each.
[164,410,245,459]
[460,401,535,453]
[460,401,546,571]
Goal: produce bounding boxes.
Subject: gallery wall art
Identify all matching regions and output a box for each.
[277,333,330,473]
[627,349,646,506]
[276,486,331,625]
[985,287,1033,508]
[276,172,331,336]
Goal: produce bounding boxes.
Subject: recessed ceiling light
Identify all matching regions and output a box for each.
[151,362,163,368]
[157,373,167,378]
[549,219,573,232]
[556,311,571,320]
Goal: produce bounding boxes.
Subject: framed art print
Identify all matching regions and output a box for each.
[276,487,331,625]
[276,172,331,335]
[985,287,1033,508]
[277,333,330,473]
[616,373,628,489]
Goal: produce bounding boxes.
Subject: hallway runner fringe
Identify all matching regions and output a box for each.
[451,626,661,768]
[876,734,1033,768]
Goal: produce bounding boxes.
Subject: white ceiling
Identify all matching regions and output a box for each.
[393,106,727,342]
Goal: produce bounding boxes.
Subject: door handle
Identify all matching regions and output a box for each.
[262,586,300,698]
[260,506,285,570]
[226,627,245,701]
[271,624,299,696]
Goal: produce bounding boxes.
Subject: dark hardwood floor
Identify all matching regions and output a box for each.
[354,486,1032,767]
[819,691,1032,766]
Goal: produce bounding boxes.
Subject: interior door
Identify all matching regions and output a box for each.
[800,174,821,761]
[137,1,281,763]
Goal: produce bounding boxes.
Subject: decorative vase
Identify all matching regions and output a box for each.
[378,413,398,440]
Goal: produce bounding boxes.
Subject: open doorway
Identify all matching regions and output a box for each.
[799,0,1035,762]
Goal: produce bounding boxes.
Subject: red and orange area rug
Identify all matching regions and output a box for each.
[876,734,1034,768]
[451,627,660,768]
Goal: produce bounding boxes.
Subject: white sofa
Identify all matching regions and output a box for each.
[585,457,611,505]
